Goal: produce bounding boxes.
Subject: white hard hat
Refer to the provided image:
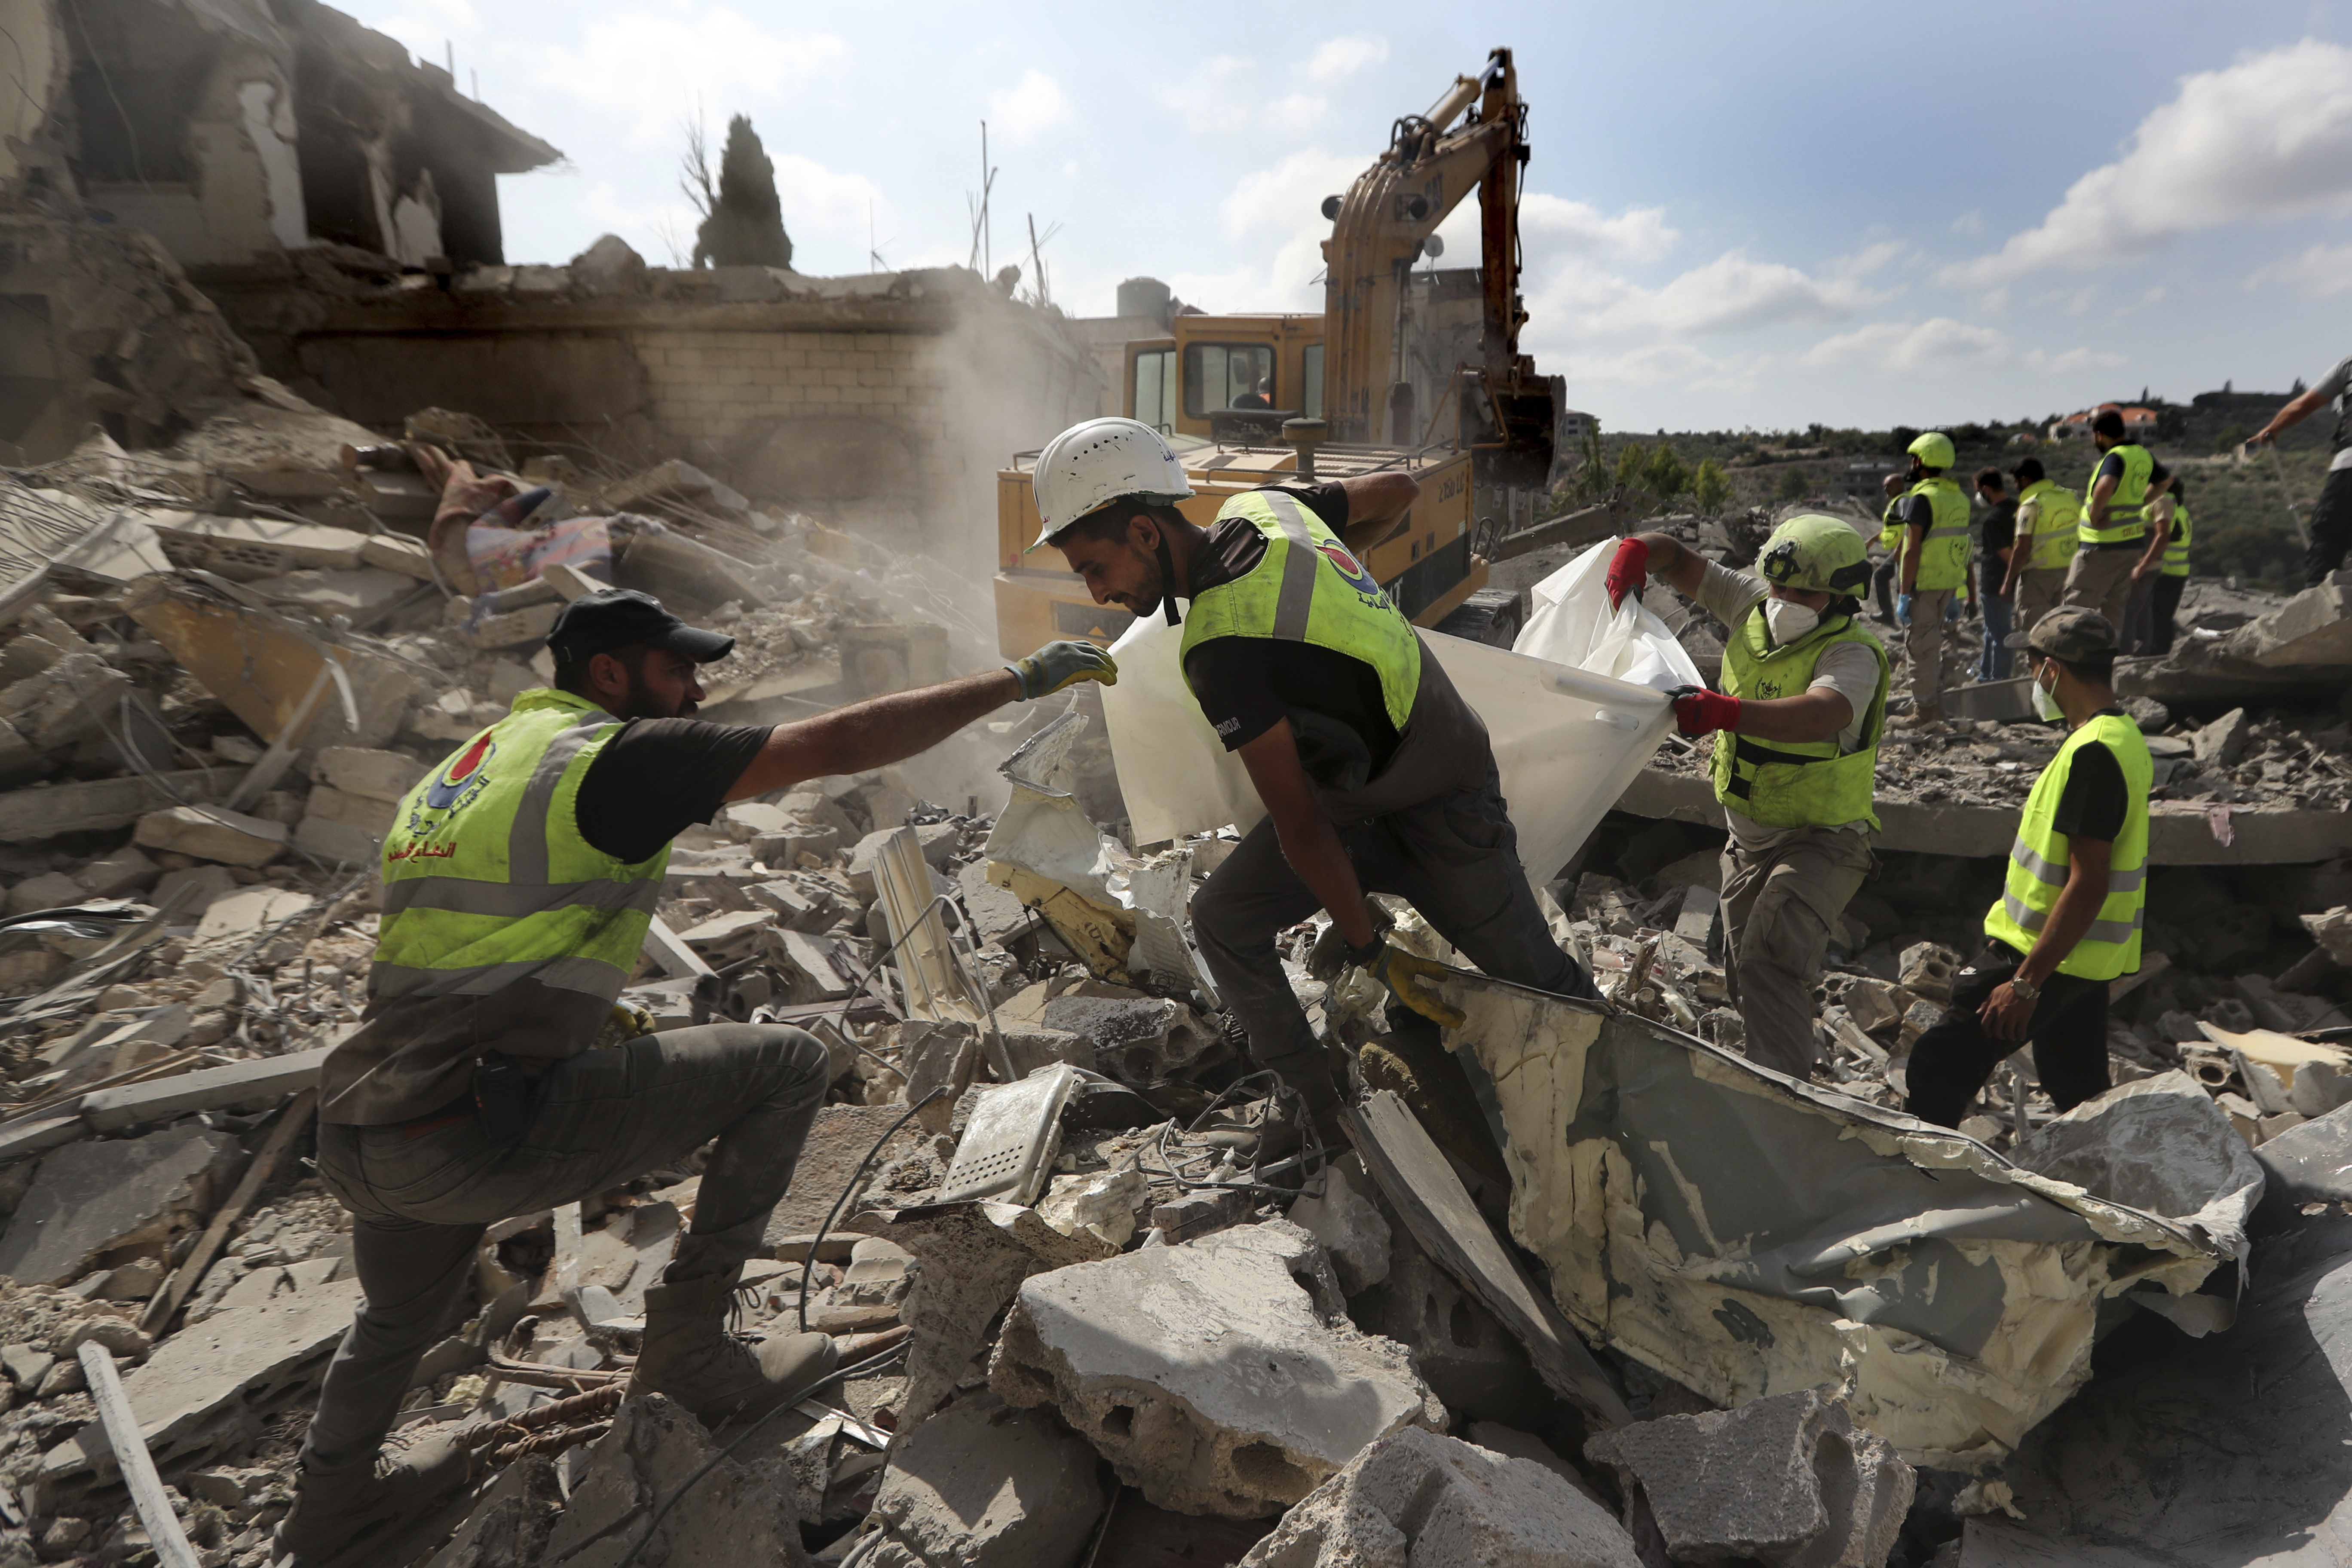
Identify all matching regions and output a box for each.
[1028,417,1194,551]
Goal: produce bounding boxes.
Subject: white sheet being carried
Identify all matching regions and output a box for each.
[1513,536,1705,693]
[1098,603,1675,887]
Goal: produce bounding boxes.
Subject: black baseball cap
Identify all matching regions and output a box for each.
[2004,606,2118,660]
[544,589,734,665]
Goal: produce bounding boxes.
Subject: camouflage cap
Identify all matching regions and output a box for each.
[2003,606,2118,661]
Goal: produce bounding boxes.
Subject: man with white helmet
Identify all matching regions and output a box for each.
[1031,417,1594,1128]
[1893,431,1971,726]
[1605,515,1890,1078]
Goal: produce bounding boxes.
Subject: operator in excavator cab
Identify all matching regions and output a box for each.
[1032,415,1595,1139]
[1606,516,1891,1081]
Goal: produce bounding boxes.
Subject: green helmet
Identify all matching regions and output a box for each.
[1907,431,1956,470]
[1757,514,1871,595]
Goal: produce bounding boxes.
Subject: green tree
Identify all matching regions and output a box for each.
[1614,442,1651,498]
[1646,444,1691,506]
[1693,458,1733,517]
[2214,423,2250,454]
[1774,466,1810,503]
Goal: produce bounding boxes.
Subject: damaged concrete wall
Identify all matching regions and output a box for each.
[198,258,1106,567]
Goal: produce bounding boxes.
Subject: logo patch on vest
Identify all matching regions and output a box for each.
[1314,540,1392,610]
[423,732,496,813]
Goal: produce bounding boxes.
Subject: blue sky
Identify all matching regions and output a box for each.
[347,0,2352,433]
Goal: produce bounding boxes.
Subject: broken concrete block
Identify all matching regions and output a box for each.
[1041,994,1217,1081]
[151,864,238,918]
[766,928,857,1002]
[990,1220,1442,1517]
[74,847,159,899]
[1285,1160,1391,1296]
[81,1044,331,1132]
[846,828,901,901]
[190,886,312,950]
[2223,579,2352,668]
[420,1454,563,1568]
[867,1390,1104,1568]
[1344,1232,1547,1430]
[294,814,380,866]
[0,769,248,845]
[1585,1389,1914,1568]
[959,859,1035,949]
[302,784,398,834]
[539,1393,806,1567]
[132,804,287,868]
[1896,942,1958,1005]
[1037,1167,1149,1250]
[1239,1425,1639,1568]
[0,653,134,754]
[903,1019,980,1136]
[1896,999,1942,1052]
[1000,1024,1091,1078]
[0,1125,240,1287]
[41,1280,364,1482]
[882,1201,1118,1436]
[357,531,438,582]
[6,871,83,916]
[2194,706,2253,768]
[1842,979,1902,1034]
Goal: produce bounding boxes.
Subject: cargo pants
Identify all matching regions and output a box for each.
[300,1023,831,1482]
[1191,762,1592,1115]
[1905,589,1954,712]
[1718,827,1874,1078]
[2011,567,2070,638]
[2062,546,2138,630]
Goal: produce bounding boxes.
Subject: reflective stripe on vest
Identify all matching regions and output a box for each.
[370,688,668,1003]
[1981,711,2151,980]
[1179,489,1421,730]
[1709,599,1890,832]
[2162,502,2192,577]
[1905,476,1971,591]
[2017,481,2081,573]
[2079,444,2154,546]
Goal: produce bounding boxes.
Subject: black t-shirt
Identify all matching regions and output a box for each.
[1980,498,2018,560]
[1179,484,1404,780]
[1899,493,1936,533]
[572,717,771,862]
[2051,731,2128,842]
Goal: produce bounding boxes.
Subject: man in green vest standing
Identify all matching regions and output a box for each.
[2130,475,2193,655]
[1905,609,2149,1126]
[1610,516,1890,1078]
[1894,432,1971,726]
[2000,457,2080,639]
[1036,416,1592,1129]
[277,591,1116,1562]
[2062,409,2159,628]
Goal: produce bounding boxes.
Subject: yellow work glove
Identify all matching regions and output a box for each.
[609,1002,657,1039]
[1354,939,1466,1030]
[1006,640,1118,701]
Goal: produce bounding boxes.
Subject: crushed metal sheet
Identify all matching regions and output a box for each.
[1425,967,2248,1470]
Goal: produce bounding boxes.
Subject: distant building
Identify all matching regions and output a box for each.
[2048,403,2158,442]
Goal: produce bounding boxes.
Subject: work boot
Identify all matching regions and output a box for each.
[628,1271,839,1430]
[275,1424,473,1565]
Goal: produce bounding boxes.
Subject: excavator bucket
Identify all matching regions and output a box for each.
[1461,370,1559,491]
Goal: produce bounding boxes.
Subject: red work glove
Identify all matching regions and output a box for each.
[1667,684,1741,738]
[1605,538,1650,610]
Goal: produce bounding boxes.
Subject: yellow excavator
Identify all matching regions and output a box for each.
[993,47,1588,658]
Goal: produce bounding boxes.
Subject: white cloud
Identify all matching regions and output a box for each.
[1834,240,1906,278]
[986,69,1073,145]
[1950,210,1984,236]
[1167,148,1362,309]
[1556,343,1762,393]
[1552,249,1891,341]
[1305,35,1389,84]
[2251,242,2352,297]
[1942,40,2352,285]
[1521,195,1679,262]
[529,7,849,147]
[1801,317,2127,376]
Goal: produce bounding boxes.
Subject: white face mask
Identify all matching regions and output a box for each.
[2032,666,2063,721]
[1763,597,1820,645]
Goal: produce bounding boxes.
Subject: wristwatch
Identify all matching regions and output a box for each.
[2009,974,2040,1001]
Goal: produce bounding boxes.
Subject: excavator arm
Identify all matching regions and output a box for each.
[1320,48,1552,485]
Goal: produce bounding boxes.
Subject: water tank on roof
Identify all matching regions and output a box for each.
[1117,276,1173,325]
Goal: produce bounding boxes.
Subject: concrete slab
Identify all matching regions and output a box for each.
[989,1220,1443,1519]
[0,769,251,843]
[1617,765,2352,865]
[1238,1426,1640,1568]
[80,1045,329,1130]
[42,1277,362,1481]
[868,1391,1104,1568]
[0,1125,239,1287]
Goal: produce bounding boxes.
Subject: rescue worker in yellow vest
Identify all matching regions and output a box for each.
[1871,472,1906,625]
[1894,432,1972,726]
[1036,417,1593,1127]
[279,591,1116,1562]
[2061,409,2162,628]
[2129,475,2193,655]
[2000,457,2080,638]
[1611,516,1890,1078]
[1905,609,2149,1126]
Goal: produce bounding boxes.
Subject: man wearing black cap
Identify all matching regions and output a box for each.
[278,590,1114,1562]
[1904,609,2150,1128]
